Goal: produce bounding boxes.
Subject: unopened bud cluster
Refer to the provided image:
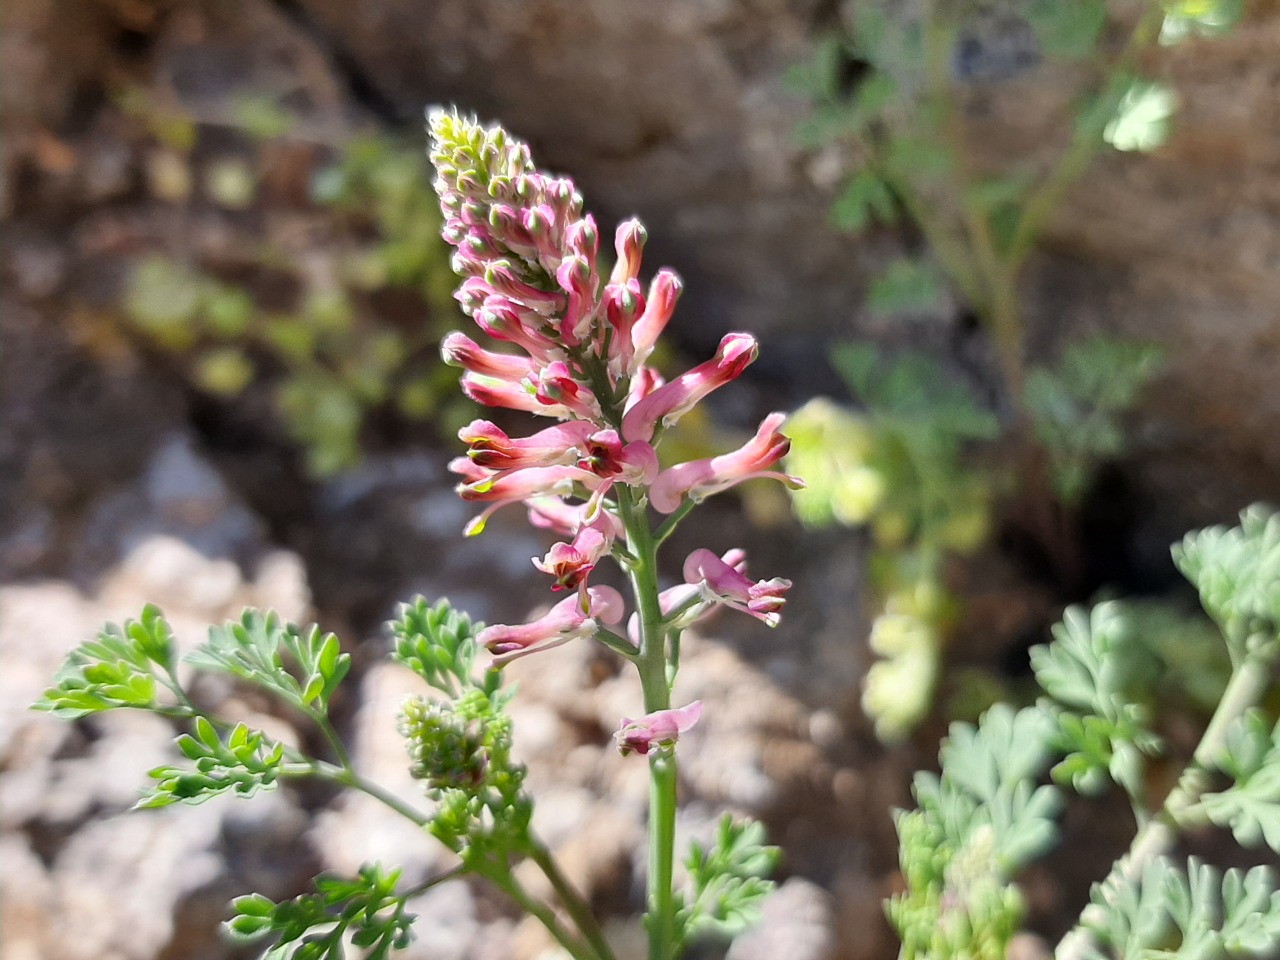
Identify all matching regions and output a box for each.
[400,695,492,793]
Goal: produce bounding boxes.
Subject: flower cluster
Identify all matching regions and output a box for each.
[429,110,800,751]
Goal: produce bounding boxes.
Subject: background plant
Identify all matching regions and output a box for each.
[117,88,467,476]
[783,0,1227,737]
[787,343,997,739]
[890,504,1280,960]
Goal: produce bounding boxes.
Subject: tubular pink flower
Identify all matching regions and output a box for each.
[648,412,804,514]
[625,580,715,647]
[578,430,659,484]
[532,523,610,593]
[629,269,683,372]
[682,548,792,627]
[603,278,644,373]
[484,260,564,315]
[487,203,539,260]
[457,464,601,536]
[460,373,573,418]
[474,298,562,364]
[526,496,625,540]
[555,254,598,345]
[458,464,599,503]
[533,361,602,420]
[621,332,758,443]
[458,419,594,470]
[448,455,489,485]
[441,332,536,381]
[609,218,647,286]
[626,366,665,411]
[480,586,626,666]
[615,701,703,757]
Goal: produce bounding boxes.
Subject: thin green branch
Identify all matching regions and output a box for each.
[483,863,604,960]
[1006,5,1164,269]
[654,498,697,546]
[528,840,620,960]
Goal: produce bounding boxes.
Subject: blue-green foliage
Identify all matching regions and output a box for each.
[676,815,779,946]
[389,597,500,700]
[1024,337,1164,504]
[892,506,1280,960]
[1200,708,1280,852]
[1083,858,1280,960]
[1031,603,1162,799]
[891,705,1061,960]
[1175,505,1280,661]
[188,609,351,719]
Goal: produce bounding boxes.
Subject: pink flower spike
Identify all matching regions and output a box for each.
[615,701,703,757]
[480,586,626,666]
[441,332,536,381]
[621,332,758,443]
[682,548,792,627]
[629,269,683,372]
[648,412,804,514]
[459,420,593,471]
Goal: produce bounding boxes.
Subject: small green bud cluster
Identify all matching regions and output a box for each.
[399,694,490,792]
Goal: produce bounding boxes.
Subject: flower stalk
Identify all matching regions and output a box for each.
[428,109,799,959]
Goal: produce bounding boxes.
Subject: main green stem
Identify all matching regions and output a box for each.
[616,485,680,960]
[1054,650,1276,960]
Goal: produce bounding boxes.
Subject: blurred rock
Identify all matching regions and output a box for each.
[727,877,837,960]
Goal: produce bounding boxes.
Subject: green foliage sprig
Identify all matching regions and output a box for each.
[676,816,779,945]
[227,864,420,960]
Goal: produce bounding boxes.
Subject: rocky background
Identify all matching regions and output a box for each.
[3,2,1279,959]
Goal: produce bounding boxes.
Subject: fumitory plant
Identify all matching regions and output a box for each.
[890,504,1280,959]
[34,110,795,960]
